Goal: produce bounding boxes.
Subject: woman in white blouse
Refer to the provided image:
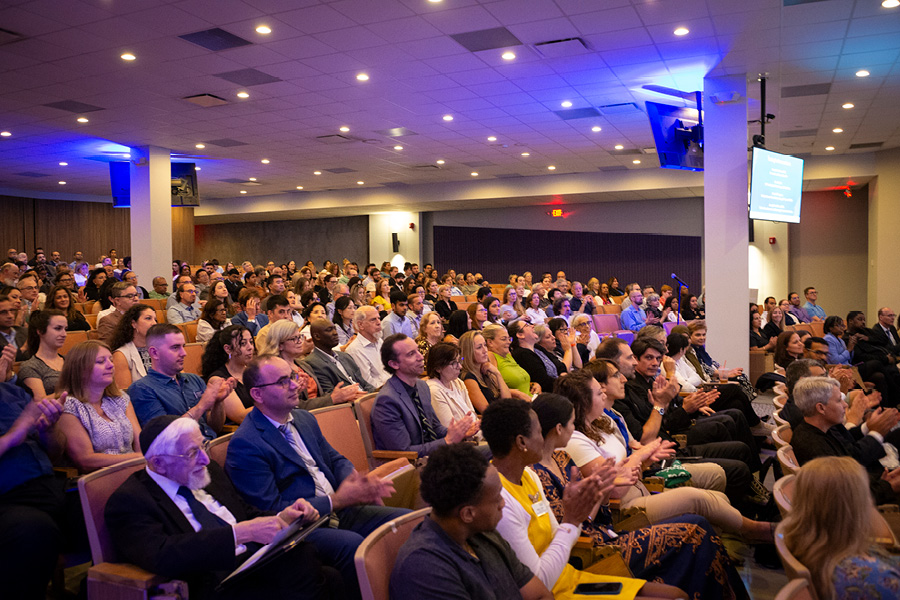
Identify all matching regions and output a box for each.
[110,304,158,390]
[425,342,481,441]
[665,331,704,393]
[525,291,547,325]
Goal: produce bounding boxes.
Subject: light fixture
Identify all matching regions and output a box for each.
[314,171,322,175]
[470,172,478,177]
[260,159,270,164]
[248,177,257,181]
[339,126,350,132]
[674,27,689,36]
[296,185,303,190]
[442,114,453,121]
[195,143,205,149]
[58,181,66,185]
[825,146,835,151]
[883,0,899,8]
[501,51,516,60]
[561,100,573,108]
[0,131,10,137]
[120,53,136,61]
[521,152,530,157]
[614,144,624,150]
[428,0,442,3]
[356,73,369,81]
[76,117,89,123]
[195,167,200,171]
[842,102,854,109]
[547,165,556,170]
[487,136,497,141]
[393,145,403,150]
[237,91,250,98]
[855,69,870,77]
[632,159,641,164]
[436,159,445,165]
[357,181,364,185]
[591,126,601,132]
[832,127,843,133]
[59,161,68,166]
[255,25,272,34]
[240,190,247,194]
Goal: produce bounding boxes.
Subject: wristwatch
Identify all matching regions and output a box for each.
[653,406,666,416]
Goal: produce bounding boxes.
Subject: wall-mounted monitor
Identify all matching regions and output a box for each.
[109,161,199,207]
[748,147,804,223]
[645,101,704,172]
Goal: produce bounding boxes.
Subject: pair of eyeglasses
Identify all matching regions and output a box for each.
[255,371,303,389]
[159,439,211,462]
[118,293,138,299]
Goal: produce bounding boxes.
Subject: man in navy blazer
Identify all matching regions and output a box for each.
[225,355,407,599]
[371,334,476,458]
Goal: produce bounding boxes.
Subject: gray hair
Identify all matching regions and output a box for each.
[571,314,591,328]
[793,376,840,417]
[647,293,660,303]
[353,305,379,328]
[145,418,200,461]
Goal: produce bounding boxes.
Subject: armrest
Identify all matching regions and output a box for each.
[88,562,167,589]
[220,424,238,434]
[574,536,593,550]
[370,458,414,479]
[673,434,687,449]
[371,450,418,462]
[642,476,665,493]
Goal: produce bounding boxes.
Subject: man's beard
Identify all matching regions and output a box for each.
[187,467,212,490]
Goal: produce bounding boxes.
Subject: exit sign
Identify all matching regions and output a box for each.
[551,209,563,217]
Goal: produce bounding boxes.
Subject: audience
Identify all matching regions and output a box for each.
[332,295,355,348]
[253,294,292,352]
[109,304,157,390]
[459,330,514,413]
[196,298,231,344]
[200,325,256,424]
[44,284,90,331]
[774,331,803,369]
[19,310,67,398]
[344,306,390,390]
[433,284,458,320]
[801,287,826,321]
[509,320,559,393]
[466,300,488,331]
[302,319,374,395]
[483,323,538,400]
[0,291,28,360]
[415,311,444,364]
[166,282,200,324]
[750,310,775,350]
[425,342,481,437]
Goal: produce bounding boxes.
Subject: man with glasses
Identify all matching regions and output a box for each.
[105,414,343,600]
[801,287,826,321]
[97,282,140,343]
[122,270,149,300]
[129,324,235,439]
[16,273,42,323]
[167,283,201,324]
[871,307,900,359]
[803,337,831,363]
[54,271,75,292]
[227,355,407,598]
[345,306,390,389]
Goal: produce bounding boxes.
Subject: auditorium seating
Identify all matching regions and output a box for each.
[773,526,818,600]
[353,393,418,470]
[354,508,430,600]
[182,343,204,376]
[777,445,800,476]
[774,579,813,600]
[61,330,89,355]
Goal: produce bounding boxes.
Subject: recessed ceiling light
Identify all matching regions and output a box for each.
[195,167,200,171]
[428,0,442,3]
[442,114,454,121]
[674,27,689,36]
[255,25,272,34]
[314,171,322,175]
[487,136,497,142]
[248,177,257,181]
[842,102,854,109]
[195,143,205,149]
[825,146,835,151]
[521,152,530,157]
[76,117,89,123]
[883,0,899,8]
[260,159,270,164]
[339,126,350,132]
[547,165,556,170]
[296,186,303,190]
[561,100,573,108]
[614,144,624,150]
[591,126,601,132]
[632,159,641,164]
[120,53,136,61]
[356,73,369,81]
[240,190,247,194]
[470,172,478,177]
[436,159,445,165]
[855,69,870,77]
[832,127,843,133]
[0,131,10,137]
[59,161,68,166]
[393,145,403,150]
[237,91,250,98]
[357,181,364,185]
[58,181,66,185]
[501,51,516,60]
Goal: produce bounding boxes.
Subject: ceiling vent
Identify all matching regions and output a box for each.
[780,129,818,138]
[463,160,496,168]
[205,138,248,147]
[783,0,831,5]
[15,171,49,177]
[43,100,105,113]
[532,37,590,58]
[179,28,252,51]
[495,173,524,178]
[597,102,641,115]
[324,167,357,174]
[613,148,643,155]
[781,83,830,98]
[555,107,601,120]
[450,27,522,52]
[411,164,441,170]
[849,142,883,150]
[214,68,281,86]
[315,135,355,144]
[183,94,228,107]
[0,27,25,47]
[374,127,418,137]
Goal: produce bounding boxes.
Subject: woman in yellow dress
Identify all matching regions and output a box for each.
[482,398,686,600]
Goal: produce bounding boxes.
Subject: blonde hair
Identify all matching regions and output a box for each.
[416,312,442,343]
[256,319,299,357]
[781,456,875,600]
[56,341,121,401]
[459,330,500,397]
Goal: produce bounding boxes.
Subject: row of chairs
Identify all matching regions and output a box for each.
[57,321,200,357]
[73,298,169,316]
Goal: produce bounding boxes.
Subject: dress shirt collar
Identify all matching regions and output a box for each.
[146,465,187,502]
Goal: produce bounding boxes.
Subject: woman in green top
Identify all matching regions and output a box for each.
[482,324,540,399]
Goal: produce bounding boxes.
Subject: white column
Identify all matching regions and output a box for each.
[703,74,749,370]
[869,147,900,318]
[130,146,172,290]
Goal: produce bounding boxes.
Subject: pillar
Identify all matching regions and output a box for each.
[869,147,900,318]
[703,74,749,370]
[130,146,172,291]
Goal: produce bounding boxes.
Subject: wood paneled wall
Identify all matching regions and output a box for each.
[171,207,195,265]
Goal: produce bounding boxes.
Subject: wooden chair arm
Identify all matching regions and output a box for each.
[642,476,665,493]
[220,424,238,434]
[574,536,593,550]
[371,450,418,463]
[673,434,687,449]
[88,562,168,589]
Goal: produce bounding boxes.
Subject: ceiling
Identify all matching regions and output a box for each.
[0,0,898,206]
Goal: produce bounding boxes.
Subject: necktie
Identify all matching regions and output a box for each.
[279,423,327,496]
[409,385,437,443]
[177,486,227,530]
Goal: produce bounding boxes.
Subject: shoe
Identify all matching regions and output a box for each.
[748,475,771,506]
[750,421,776,436]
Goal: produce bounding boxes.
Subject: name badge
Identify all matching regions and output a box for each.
[531,499,550,517]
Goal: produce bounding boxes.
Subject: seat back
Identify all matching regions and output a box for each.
[773,394,787,409]
[808,321,824,337]
[353,392,381,470]
[155,309,167,324]
[60,330,89,356]
[592,314,621,334]
[180,320,198,343]
[85,314,98,329]
[774,526,817,598]
[777,445,800,476]
[206,432,233,468]
[312,403,370,473]
[355,508,430,600]
[662,321,677,334]
[183,342,204,375]
[774,579,814,600]
[602,304,622,315]
[772,410,789,427]
[78,457,147,564]
[773,473,795,518]
[773,424,792,449]
[615,331,634,345]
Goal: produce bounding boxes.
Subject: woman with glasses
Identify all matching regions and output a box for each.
[44,284,90,331]
[571,313,600,359]
[467,301,488,331]
[110,304,158,390]
[196,298,231,344]
[332,296,356,348]
[19,310,67,398]
[200,325,255,424]
[425,342,481,439]
[57,341,143,473]
[541,318,582,373]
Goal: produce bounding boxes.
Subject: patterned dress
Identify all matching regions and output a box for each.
[533,451,749,600]
[833,547,900,599]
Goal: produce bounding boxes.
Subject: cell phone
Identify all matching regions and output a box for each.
[574,582,624,595]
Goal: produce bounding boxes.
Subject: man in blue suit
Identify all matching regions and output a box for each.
[371,334,476,458]
[225,355,407,599]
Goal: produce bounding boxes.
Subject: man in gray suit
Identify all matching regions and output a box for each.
[302,320,374,394]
